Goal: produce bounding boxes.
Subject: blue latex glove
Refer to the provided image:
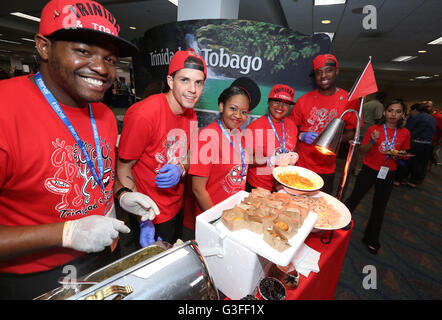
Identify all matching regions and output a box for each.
[396,159,406,167]
[155,163,182,188]
[300,132,319,144]
[139,220,162,248]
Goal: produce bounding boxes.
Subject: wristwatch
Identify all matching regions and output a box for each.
[115,187,133,199]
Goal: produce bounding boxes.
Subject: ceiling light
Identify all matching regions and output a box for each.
[0,39,22,45]
[321,20,332,24]
[428,36,442,45]
[409,79,415,81]
[20,38,35,42]
[315,0,346,5]
[392,56,417,62]
[168,0,178,6]
[129,26,136,30]
[10,12,40,22]
[415,75,432,80]
[417,50,427,53]
[434,74,440,77]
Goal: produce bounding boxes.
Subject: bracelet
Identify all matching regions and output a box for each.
[178,163,186,177]
[115,187,133,199]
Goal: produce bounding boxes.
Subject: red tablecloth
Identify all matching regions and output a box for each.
[285,222,353,300]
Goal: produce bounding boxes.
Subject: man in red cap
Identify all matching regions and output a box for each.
[116,49,207,246]
[0,0,145,299]
[245,84,299,191]
[288,54,359,194]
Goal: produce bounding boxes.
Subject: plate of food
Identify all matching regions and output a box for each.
[381,149,414,158]
[279,190,352,231]
[273,166,324,195]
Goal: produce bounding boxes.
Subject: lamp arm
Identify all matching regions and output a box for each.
[336,107,362,201]
[339,108,361,144]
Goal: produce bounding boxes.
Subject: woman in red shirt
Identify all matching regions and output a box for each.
[245,84,299,192]
[182,78,260,239]
[344,100,410,254]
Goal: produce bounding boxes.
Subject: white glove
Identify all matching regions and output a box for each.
[119,191,160,221]
[268,152,299,167]
[62,215,130,253]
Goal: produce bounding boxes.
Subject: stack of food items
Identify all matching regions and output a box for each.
[221,188,309,252]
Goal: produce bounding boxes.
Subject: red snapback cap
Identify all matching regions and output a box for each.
[168,49,207,78]
[268,84,295,105]
[39,0,138,57]
[313,53,338,70]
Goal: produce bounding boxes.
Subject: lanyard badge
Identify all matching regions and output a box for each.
[35,72,105,192]
[383,124,397,163]
[267,114,286,154]
[217,120,247,179]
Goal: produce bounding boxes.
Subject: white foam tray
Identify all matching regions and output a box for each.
[197,191,317,267]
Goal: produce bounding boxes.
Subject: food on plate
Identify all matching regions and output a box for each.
[221,187,307,252]
[288,194,340,229]
[263,226,291,252]
[221,206,247,231]
[384,149,406,155]
[277,172,315,189]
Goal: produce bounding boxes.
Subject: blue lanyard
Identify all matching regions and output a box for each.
[383,124,397,162]
[34,72,105,191]
[267,114,286,153]
[217,120,246,178]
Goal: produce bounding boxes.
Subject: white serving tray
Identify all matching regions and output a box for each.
[197,191,318,267]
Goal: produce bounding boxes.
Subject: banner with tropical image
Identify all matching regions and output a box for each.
[132,19,331,128]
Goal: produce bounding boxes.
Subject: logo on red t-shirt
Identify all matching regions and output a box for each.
[44,138,114,218]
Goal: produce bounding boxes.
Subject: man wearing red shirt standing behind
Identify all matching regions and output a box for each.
[288,54,359,194]
[116,49,206,245]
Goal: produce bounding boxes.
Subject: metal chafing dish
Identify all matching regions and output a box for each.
[34,240,219,300]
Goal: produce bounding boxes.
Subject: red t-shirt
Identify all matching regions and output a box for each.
[432,111,442,145]
[362,124,410,171]
[288,88,359,174]
[0,76,118,274]
[118,93,197,224]
[245,115,298,190]
[184,121,248,230]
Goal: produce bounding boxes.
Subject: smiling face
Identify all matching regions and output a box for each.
[36,35,118,107]
[219,93,250,130]
[384,103,405,128]
[268,99,291,122]
[166,68,205,114]
[314,61,339,95]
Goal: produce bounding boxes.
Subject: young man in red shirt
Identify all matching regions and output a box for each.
[288,54,359,194]
[0,0,139,299]
[116,49,207,245]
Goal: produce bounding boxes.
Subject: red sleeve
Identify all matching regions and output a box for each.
[436,113,442,130]
[401,128,411,150]
[342,99,361,130]
[362,125,376,144]
[118,109,153,161]
[288,96,304,127]
[0,148,7,188]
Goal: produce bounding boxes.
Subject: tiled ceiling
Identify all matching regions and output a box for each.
[0,0,441,87]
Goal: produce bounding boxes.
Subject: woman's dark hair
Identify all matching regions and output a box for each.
[376,99,406,127]
[218,85,250,109]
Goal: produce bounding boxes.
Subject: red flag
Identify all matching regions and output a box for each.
[348,58,378,101]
